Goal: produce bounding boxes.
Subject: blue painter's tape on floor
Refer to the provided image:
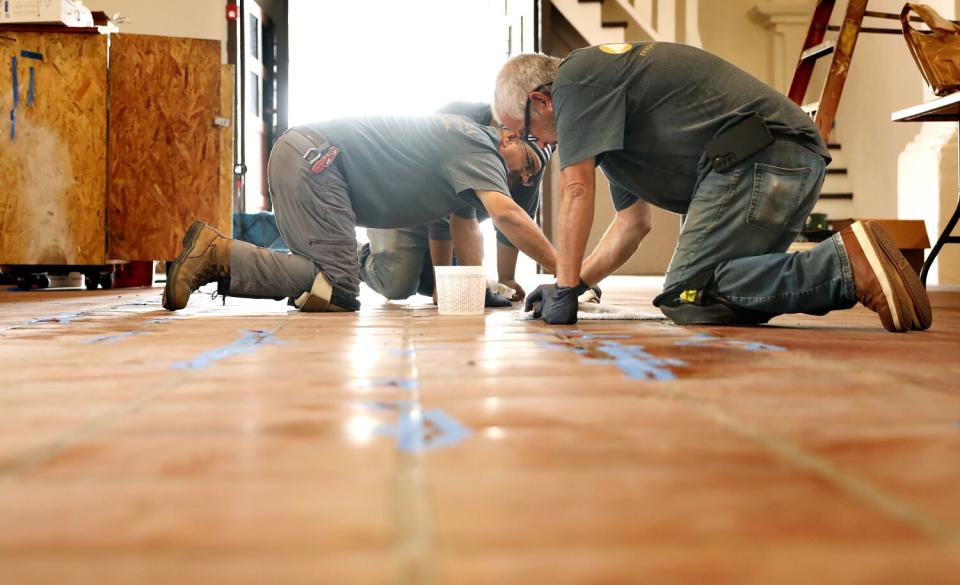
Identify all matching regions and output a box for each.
[170,330,286,370]
[81,331,146,345]
[357,399,417,412]
[596,341,686,381]
[674,333,786,352]
[24,312,83,325]
[577,333,632,341]
[420,410,472,451]
[373,407,472,453]
[537,341,587,354]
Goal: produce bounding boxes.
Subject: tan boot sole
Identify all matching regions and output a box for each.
[851,221,911,332]
[864,221,933,331]
[162,220,206,311]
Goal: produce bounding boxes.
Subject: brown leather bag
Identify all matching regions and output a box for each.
[902,4,960,96]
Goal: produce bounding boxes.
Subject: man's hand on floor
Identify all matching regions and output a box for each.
[499,279,526,301]
[485,287,513,308]
[524,284,579,324]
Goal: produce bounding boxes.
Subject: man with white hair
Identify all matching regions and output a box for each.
[359,102,551,305]
[493,42,931,332]
[162,114,555,312]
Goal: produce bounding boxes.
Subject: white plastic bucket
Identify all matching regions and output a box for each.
[434,266,486,315]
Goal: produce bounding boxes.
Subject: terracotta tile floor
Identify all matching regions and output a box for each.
[1,276,959,584]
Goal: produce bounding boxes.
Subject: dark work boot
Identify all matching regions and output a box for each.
[162,220,232,311]
[839,220,932,332]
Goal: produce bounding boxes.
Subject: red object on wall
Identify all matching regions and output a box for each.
[226,4,239,21]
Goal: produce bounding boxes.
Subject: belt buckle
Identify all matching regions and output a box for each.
[302,147,324,164]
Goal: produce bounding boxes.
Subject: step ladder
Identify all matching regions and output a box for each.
[788,0,921,142]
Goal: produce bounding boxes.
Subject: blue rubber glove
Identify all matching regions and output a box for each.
[485,287,513,308]
[523,283,580,324]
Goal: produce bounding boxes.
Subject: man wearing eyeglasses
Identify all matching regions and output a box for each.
[493,42,932,333]
[359,102,551,306]
[161,113,555,312]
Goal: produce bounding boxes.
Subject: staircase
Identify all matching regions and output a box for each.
[549,0,701,46]
[815,139,855,219]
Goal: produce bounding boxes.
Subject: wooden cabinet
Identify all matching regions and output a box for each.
[0,32,233,265]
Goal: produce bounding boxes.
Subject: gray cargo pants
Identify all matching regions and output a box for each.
[228,127,361,304]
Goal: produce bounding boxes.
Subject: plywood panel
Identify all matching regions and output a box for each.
[218,64,234,236]
[0,32,107,265]
[108,34,221,261]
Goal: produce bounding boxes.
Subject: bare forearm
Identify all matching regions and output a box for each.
[496,242,519,282]
[493,209,556,273]
[429,238,454,267]
[556,181,594,287]
[581,218,647,284]
[451,216,484,265]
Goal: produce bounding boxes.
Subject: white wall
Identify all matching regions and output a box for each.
[834,0,928,219]
[83,0,229,63]
[698,0,769,83]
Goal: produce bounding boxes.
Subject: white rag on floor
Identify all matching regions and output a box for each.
[516,289,666,321]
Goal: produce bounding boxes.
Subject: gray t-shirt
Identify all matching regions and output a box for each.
[428,101,551,248]
[307,115,512,228]
[554,42,830,214]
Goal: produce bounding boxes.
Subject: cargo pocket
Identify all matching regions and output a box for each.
[747,163,811,229]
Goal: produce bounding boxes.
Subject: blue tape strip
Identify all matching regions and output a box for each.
[394,409,427,452]
[383,409,472,453]
[81,331,146,345]
[170,330,286,370]
[10,56,17,141]
[596,341,685,381]
[25,311,83,325]
[420,410,472,451]
[19,50,43,61]
[674,333,786,352]
[357,399,416,412]
[27,66,34,106]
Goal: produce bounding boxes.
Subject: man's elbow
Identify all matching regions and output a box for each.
[491,206,524,231]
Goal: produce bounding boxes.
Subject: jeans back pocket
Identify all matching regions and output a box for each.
[747,163,811,229]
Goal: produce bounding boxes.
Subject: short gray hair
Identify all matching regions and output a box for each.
[494,53,561,122]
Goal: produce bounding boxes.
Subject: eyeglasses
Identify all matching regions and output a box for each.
[519,141,540,186]
[522,83,553,144]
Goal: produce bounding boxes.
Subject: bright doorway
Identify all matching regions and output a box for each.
[288,0,540,283]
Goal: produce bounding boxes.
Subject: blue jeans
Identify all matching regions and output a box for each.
[663,138,856,315]
[360,225,432,300]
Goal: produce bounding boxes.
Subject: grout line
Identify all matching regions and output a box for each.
[658,385,960,546]
[0,322,290,487]
[391,313,437,585]
[553,330,960,546]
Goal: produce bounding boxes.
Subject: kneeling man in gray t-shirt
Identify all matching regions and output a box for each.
[161,114,557,312]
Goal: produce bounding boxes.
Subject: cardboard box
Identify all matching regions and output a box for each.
[830,219,930,276]
[1,0,93,27]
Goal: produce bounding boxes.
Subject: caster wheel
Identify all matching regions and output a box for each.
[84,273,99,290]
[35,274,50,289]
[15,276,31,290]
[99,273,114,290]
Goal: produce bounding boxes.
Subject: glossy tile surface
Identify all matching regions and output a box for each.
[1,277,959,584]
